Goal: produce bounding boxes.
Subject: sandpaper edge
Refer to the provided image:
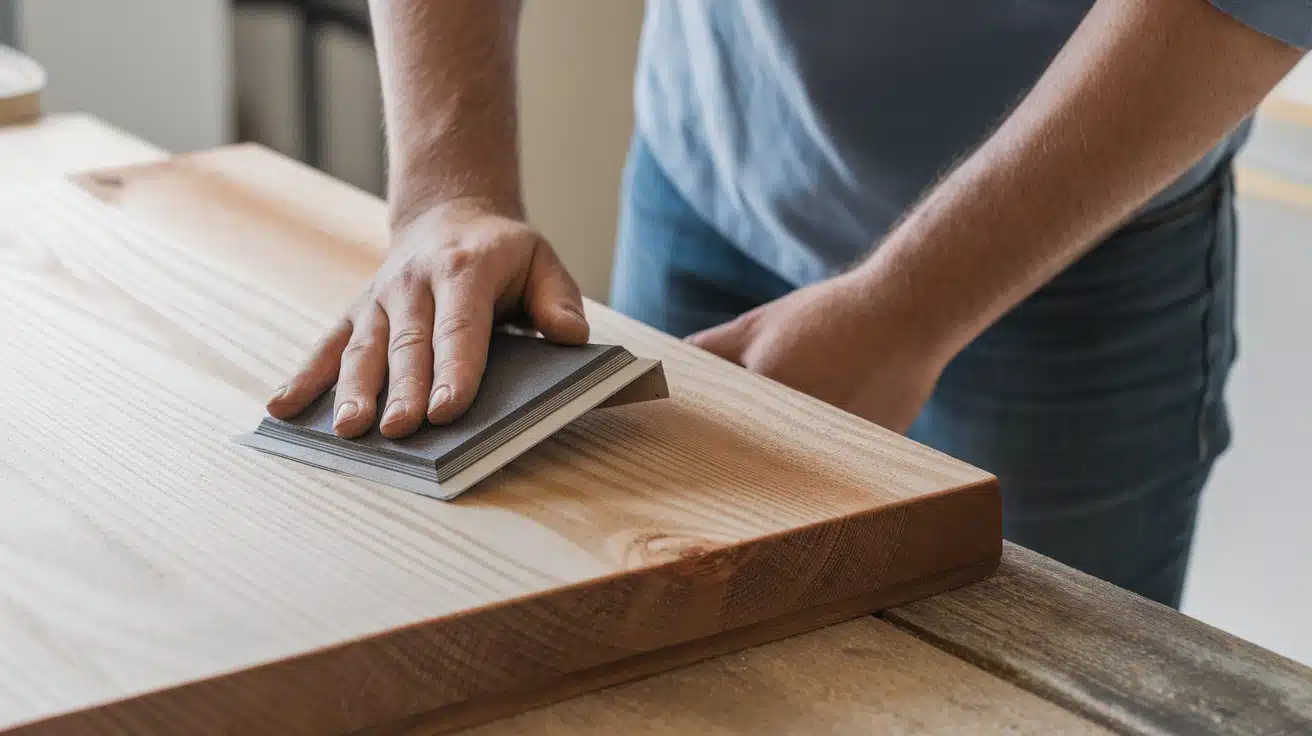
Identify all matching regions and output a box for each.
[233,431,452,499]
[596,360,668,409]
[233,358,666,502]
[435,358,665,499]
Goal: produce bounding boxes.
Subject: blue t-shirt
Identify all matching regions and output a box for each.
[634,2,1311,287]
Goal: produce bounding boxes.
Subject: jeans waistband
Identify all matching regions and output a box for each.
[1116,154,1233,237]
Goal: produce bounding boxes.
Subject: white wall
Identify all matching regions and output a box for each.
[18,0,231,152]
[517,1,644,301]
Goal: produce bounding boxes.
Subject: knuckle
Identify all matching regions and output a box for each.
[388,326,429,354]
[374,264,425,297]
[335,378,370,398]
[287,373,318,393]
[342,336,379,357]
[435,355,476,379]
[389,374,427,396]
[392,264,425,291]
[491,229,539,256]
[437,248,479,280]
[433,310,477,342]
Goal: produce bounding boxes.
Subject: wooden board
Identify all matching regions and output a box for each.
[455,618,1110,735]
[0,144,1000,734]
[883,542,1312,735]
[0,114,166,183]
[0,45,43,126]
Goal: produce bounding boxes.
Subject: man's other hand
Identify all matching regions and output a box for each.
[688,273,945,433]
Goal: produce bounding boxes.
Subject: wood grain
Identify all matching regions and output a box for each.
[0,114,165,183]
[0,145,999,734]
[0,45,43,126]
[882,542,1312,735]
[455,618,1110,735]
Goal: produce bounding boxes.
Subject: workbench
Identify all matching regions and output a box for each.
[2,106,1310,735]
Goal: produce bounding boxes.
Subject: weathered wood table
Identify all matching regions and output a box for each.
[2,113,1309,735]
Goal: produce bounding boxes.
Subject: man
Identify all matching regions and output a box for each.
[265,0,1307,608]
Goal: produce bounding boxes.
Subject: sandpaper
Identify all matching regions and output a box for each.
[237,332,667,500]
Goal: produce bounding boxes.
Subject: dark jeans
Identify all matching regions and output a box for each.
[610,133,1237,608]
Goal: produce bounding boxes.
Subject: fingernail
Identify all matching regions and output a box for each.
[334,401,359,427]
[428,385,452,415]
[381,399,408,428]
[267,384,288,405]
[563,305,586,321]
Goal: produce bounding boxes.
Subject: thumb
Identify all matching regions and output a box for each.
[524,243,590,344]
[688,318,750,365]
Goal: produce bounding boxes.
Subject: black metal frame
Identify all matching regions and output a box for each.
[232,0,374,170]
[1,0,18,48]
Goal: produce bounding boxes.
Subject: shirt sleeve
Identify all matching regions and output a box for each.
[1209,0,1312,50]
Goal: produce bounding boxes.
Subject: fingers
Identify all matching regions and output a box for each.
[523,244,589,345]
[428,262,496,425]
[270,226,583,436]
[688,318,750,365]
[266,319,352,420]
[378,278,435,438]
[334,301,390,438]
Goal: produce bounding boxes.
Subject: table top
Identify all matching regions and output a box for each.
[2,114,1309,736]
[0,131,1002,733]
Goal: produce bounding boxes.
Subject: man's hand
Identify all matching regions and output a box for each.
[688,273,945,433]
[265,200,588,439]
[697,0,1299,423]
[264,0,569,439]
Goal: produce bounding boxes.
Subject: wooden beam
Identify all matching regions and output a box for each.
[882,542,1312,735]
[451,618,1109,735]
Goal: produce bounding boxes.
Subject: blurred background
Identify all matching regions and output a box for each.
[2,0,1309,666]
[0,0,640,301]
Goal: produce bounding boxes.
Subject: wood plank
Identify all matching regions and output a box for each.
[0,114,165,183]
[882,542,1312,735]
[452,618,1110,735]
[0,145,1000,734]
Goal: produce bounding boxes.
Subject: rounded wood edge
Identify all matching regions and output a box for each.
[0,45,46,125]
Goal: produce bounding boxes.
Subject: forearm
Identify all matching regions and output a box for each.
[852,0,1301,364]
[369,0,525,228]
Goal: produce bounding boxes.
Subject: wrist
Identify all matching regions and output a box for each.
[839,260,964,374]
[386,140,525,232]
[388,181,525,234]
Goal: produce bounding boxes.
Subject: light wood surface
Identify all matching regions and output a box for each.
[0,144,999,734]
[458,618,1109,735]
[0,114,165,182]
[0,45,43,126]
